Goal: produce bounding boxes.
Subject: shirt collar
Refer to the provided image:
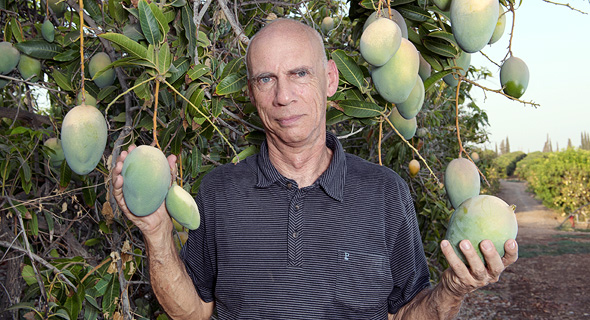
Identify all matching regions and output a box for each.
[256,132,346,202]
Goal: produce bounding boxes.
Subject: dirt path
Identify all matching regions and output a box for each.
[456,179,590,320]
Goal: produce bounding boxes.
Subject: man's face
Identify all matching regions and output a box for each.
[247,23,338,148]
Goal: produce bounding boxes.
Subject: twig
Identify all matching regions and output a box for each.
[542,0,588,14]
[239,0,299,6]
[336,126,364,139]
[0,74,62,93]
[461,77,539,107]
[218,0,250,46]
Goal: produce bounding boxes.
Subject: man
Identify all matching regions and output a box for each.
[113,18,518,319]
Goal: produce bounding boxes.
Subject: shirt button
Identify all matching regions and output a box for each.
[295,205,300,210]
[292,231,298,238]
[286,183,292,189]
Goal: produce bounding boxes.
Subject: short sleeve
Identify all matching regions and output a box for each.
[385,174,431,314]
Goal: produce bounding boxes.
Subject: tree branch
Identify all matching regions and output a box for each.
[218,0,250,46]
[0,107,52,126]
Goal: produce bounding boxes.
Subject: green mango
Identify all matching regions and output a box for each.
[18,55,42,82]
[166,182,200,230]
[42,19,55,43]
[0,42,20,75]
[321,16,335,33]
[89,52,116,88]
[443,50,471,87]
[445,195,518,264]
[396,76,424,120]
[61,104,108,175]
[121,146,171,217]
[388,107,416,140]
[418,54,431,82]
[444,158,480,209]
[489,6,507,44]
[44,137,65,167]
[76,91,97,106]
[360,18,402,67]
[372,38,419,104]
[363,10,408,39]
[500,56,529,99]
[450,0,499,53]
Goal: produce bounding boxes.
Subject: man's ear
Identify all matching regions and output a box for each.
[326,59,339,97]
[247,80,256,105]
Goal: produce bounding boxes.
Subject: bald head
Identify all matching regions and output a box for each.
[245,19,328,78]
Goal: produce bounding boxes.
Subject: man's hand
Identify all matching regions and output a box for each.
[111,145,178,237]
[440,238,518,297]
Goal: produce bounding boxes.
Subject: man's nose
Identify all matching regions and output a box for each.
[274,78,295,106]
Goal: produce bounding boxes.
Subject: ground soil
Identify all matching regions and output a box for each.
[456,179,590,320]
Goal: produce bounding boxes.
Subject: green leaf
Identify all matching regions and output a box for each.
[338,100,383,118]
[54,308,71,320]
[170,127,186,155]
[10,18,23,42]
[21,265,36,285]
[108,0,127,24]
[221,57,245,79]
[82,181,96,207]
[102,274,120,317]
[97,86,118,102]
[421,53,443,72]
[168,57,190,83]
[99,33,148,59]
[211,97,223,118]
[65,286,84,320]
[332,50,364,89]
[30,211,38,236]
[326,108,351,126]
[83,0,102,21]
[134,72,152,100]
[181,4,197,60]
[197,31,211,47]
[187,64,210,80]
[187,86,206,117]
[157,42,172,75]
[52,69,73,91]
[423,39,458,58]
[53,49,79,62]
[427,31,457,46]
[215,72,247,95]
[359,0,378,9]
[14,40,61,59]
[60,158,72,188]
[232,145,258,163]
[397,5,431,22]
[149,2,170,35]
[191,145,202,178]
[423,70,453,92]
[138,0,161,45]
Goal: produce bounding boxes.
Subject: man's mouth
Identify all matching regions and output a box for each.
[277,115,303,126]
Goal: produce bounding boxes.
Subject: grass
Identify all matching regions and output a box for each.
[519,235,590,258]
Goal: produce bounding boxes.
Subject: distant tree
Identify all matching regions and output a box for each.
[581,132,590,150]
[567,138,573,149]
[495,142,498,155]
[543,134,553,153]
[505,136,511,153]
[500,140,506,155]
[556,141,559,152]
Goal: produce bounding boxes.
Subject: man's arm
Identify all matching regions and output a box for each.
[112,147,214,320]
[388,238,518,320]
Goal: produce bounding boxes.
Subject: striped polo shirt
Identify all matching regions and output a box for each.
[181,132,431,319]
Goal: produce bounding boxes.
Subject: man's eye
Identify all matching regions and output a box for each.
[296,70,308,77]
[259,76,271,84]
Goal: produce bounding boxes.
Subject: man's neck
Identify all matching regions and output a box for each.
[265,134,333,188]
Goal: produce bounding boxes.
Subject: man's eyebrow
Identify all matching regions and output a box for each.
[288,66,313,74]
[251,72,274,80]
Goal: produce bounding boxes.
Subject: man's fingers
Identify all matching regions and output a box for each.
[167,154,178,183]
[479,240,503,280]
[441,240,469,276]
[502,239,518,267]
[459,240,487,281]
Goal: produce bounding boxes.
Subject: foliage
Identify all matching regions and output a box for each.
[0,0,531,318]
[515,149,590,221]
[493,150,526,178]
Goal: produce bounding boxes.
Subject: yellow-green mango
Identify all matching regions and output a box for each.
[321,16,335,33]
[372,38,419,104]
[89,52,115,88]
[363,10,408,39]
[76,91,97,106]
[445,195,518,264]
[396,76,424,120]
[443,50,471,87]
[450,0,499,53]
[121,145,171,217]
[489,6,506,44]
[418,53,431,81]
[44,137,65,167]
[444,158,480,209]
[42,20,55,43]
[61,104,107,175]
[388,107,416,140]
[360,18,402,67]
[432,0,451,11]
[500,56,529,99]
[166,182,200,230]
[0,42,20,75]
[18,55,42,82]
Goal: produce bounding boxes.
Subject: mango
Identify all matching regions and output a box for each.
[364,10,408,39]
[42,20,55,43]
[500,56,529,99]
[471,152,480,163]
[166,182,200,230]
[444,158,480,209]
[432,0,451,11]
[44,0,67,17]
[388,107,416,140]
[89,52,115,88]
[0,42,20,75]
[409,159,420,178]
[396,76,424,120]
[121,145,171,217]
[76,91,97,106]
[61,104,108,175]
[450,0,499,53]
[443,50,471,87]
[18,55,42,82]
[418,54,431,81]
[372,38,419,104]
[489,6,506,44]
[44,137,65,167]
[321,16,335,33]
[416,127,428,139]
[360,18,402,67]
[445,195,518,264]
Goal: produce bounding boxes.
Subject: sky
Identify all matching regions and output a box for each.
[469,1,590,153]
